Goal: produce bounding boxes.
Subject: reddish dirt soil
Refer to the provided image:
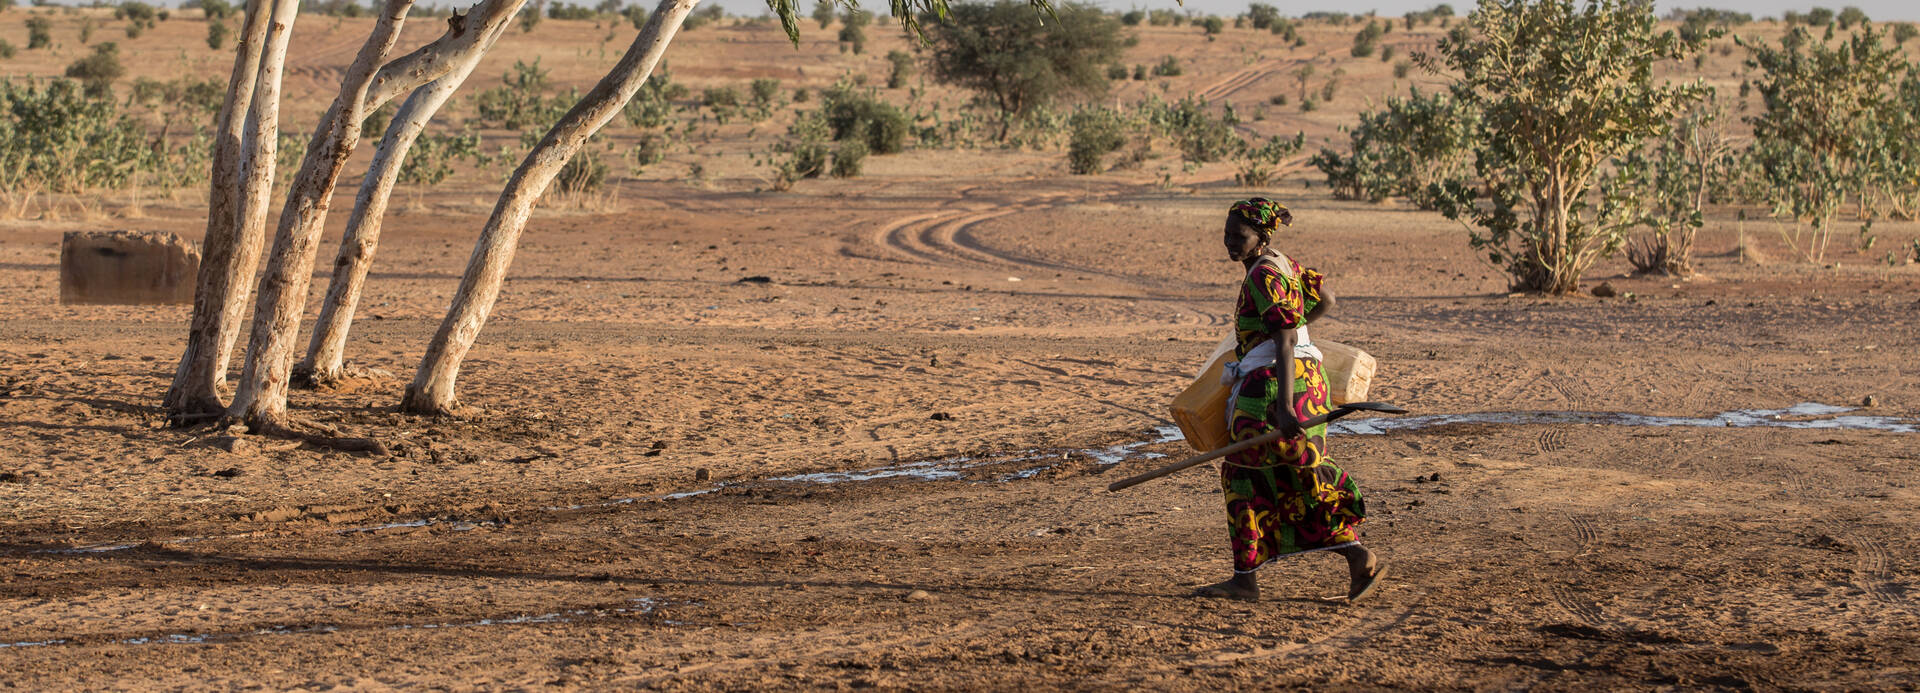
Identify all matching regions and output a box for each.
[4,10,1920,691]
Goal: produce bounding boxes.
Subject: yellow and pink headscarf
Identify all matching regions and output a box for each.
[1229,198,1292,237]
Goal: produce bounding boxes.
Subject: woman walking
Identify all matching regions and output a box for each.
[1193,198,1386,603]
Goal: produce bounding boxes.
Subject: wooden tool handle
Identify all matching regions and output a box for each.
[1106,406,1350,492]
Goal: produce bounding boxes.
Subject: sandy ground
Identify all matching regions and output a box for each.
[5,9,1920,691]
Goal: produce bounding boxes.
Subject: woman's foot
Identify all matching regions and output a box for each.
[1340,545,1388,604]
[1192,574,1260,601]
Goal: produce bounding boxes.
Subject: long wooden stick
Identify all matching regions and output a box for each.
[1106,403,1398,492]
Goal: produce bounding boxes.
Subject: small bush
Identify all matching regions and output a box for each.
[1381,45,1395,62]
[812,0,835,28]
[838,22,866,54]
[197,0,235,20]
[207,19,229,49]
[80,17,95,43]
[750,78,782,107]
[1152,55,1183,77]
[1066,107,1128,174]
[27,16,52,49]
[398,131,480,186]
[66,43,127,99]
[623,69,682,129]
[518,5,541,31]
[1392,60,1412,79]
[630,133,667,170]
[1120,9,1144,26]
[1201,16,1224,36]
[831,139,867,178]
[547,2,595,20]
[820,83,908,154]
[1105,64,1128,81]
[0,78,159,192]
[1269,93,1288,106]
[887,50,916,89]
[1804,7,1833,26]
[623,4,647,29]
[1131,64,1147,80]
[475,59,574,129]
[1895,23,1918,45]
[1351,20,1385,57]
[769,112,831,190]
[1247,3,1280,30]
[1236,133,1305,186]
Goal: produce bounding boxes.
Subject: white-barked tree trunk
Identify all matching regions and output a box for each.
[402,0,700,415]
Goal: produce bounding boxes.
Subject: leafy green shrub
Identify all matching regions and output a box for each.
[887,50,916,88]
[27,16,52,49]
[1120,9,1143,26]
[475,59,575,130]
[1105,64,1128,81]
[831,139,868,178]
[1392,60,1412,79]
[630,132,667,171]
[1351,19,1385,57]
[116,1,160,38]
[1426,0,1704,294]
[701,86,741,122]
[196,0,235,20]
[398,131,481,185]
[0,78,158,192]
[1066,107,1128,174]
[921,0,1126,141]
[1143,95,1242,163]
[1236,133,1304,186]
[1805,7,1833,26]
[838,18,867,54]
[1836,6,1867,30]
[750,78,782,107]
[681,4,723,30]
[623,69,683,129]
[1311,87,1476,208]
[819,83,909,154]
[518,4,541,31]
[1147,9,1182,26]
[207,19,229,49]
[1201,16,1224,36]
[547,2,595,20]
[1894,23,1918,45]
[0,40,15,60]
[768,112,831,190]
[1247,3,1280,30]
[812,0,835,28]
[1743,25,1915,260]
[66,43,127,99]
[1153,55,1182,76]
[1131,64,1147,80]
[80,17,95,43]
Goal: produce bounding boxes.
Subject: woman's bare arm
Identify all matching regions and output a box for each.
[1304,286,1335,325]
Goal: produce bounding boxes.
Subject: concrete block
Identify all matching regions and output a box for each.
[59,231,201,305]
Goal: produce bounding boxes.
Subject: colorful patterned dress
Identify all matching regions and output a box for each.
[1222,253,1366,574]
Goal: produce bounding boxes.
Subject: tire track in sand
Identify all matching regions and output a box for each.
[1843,533,1908,606]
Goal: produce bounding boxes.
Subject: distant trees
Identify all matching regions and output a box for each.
[921,0,1125,140]
[1425,0,1705,295]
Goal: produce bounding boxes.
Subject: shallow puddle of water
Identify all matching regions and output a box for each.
[1328,403,1919,435]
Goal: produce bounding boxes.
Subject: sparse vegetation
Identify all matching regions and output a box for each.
[1152,55,1182,77]
[1313,87,1476,209]
[1742,24,1917,261]
[474,59,576,130]
[0,78,159,193]
[1611,95,1736,277]
[26,16,52,50]
[1351,19,1385,57]
[887,50,916,89]
[207,19,230,50]
[65,43,127,99]
[1235,132,1305,186]
[1066,107,1128,174]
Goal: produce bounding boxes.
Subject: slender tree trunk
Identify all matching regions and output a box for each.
[402,0,700,416]
[164,0,276,418]
[227,0,416,428]
[297,18,515,386]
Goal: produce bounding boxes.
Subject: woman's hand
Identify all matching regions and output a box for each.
[1270,400,1304,440]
